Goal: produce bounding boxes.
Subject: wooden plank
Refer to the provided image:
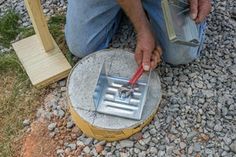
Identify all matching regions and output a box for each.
[24,0,54,52]
[12,35,72,88]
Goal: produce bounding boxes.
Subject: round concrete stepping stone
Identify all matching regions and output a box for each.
[67,49,161,141]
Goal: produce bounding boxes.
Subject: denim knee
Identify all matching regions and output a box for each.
[66,37,96,58]
[163,44,200,65]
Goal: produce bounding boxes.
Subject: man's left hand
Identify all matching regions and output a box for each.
[189,0,212,23]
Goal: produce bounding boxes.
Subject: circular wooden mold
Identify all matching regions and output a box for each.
[67,49,161,141]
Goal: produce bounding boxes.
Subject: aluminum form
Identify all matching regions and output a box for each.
[93,63,151,120]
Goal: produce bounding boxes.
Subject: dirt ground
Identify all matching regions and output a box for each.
[20,120,57,157]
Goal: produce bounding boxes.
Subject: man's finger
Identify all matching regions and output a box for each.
[189,0,198,20]
[195,0,211,23]
[156,46,163,56]
[150,54,157,69]
[142,50,152,71]
[155,51,161,64]
[135,47,143,65]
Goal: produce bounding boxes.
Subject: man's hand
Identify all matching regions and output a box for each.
[135,28,162,71]
[117,0,162,71]
[189,0,212,23]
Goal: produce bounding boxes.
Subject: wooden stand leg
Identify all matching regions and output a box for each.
[24,0,54,52]
[12,0,71,88]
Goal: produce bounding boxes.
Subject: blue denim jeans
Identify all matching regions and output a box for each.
[65,0,206,65]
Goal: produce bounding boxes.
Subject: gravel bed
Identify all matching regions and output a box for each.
[1,0,235,156]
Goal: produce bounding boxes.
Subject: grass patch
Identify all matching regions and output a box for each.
[0,10,74,65]
[0,52,47,157]
[0,11,74,156]
[48,14,75,66]
[0,10,20,48]
[20,27,35,39]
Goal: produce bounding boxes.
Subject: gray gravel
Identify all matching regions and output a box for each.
[1,0,235,156]
[48,122,57,131]
[22,119,30,127]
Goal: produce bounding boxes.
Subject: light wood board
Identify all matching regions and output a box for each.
[24,0,54,52]
[12,35,71,88]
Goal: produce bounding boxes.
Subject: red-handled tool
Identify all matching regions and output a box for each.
[118,65,144,98]
[128,65,144,85]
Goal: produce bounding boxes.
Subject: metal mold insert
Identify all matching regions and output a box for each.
[162,0,200,47]
[93,63,151,120]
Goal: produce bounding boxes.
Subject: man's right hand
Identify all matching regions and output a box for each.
[117,0,162,70]
[135,28,162,71]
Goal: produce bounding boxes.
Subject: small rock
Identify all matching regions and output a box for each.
[202,90,214,98]
[68,143,76,150]
[131,132,143,140]
[43,8,50,14]
[158,150,165,156]
[195,82,204,88]
[120,140,134,148]
[71,133,77,140]
[173,149,181,155]
[61,87,67,92]
[222,107,228,116]
[91,148,98,156]
[214,123,223,132]
[134,148,140,154]
[49,132,56,138]
[76,140,85,146]
[150,147,158,154]
[138,151,146,157]
[187,131,198,140]
[83,146,91,154]
[72,127,82,134]
[180,142,186,149]
[48,123,57,131]
[57,109,65,118]
[97,140,106,146]
[179,75,188,82]
[230,140,236,153]
[193,143,201,152]
[201,64,214,70]
[207,120,215,129]
[59,80,66,87]
[0,0,5,5]
[56,149,64,155]
[197,113,202,123]
[149,128,157,135]
[229,65,236,75]
[187,88,192,96]
[143,132,150,138]
[95,144,104,154]
[166,146,174,155]
[120,152,129,157]
[223,136,232,145]
[205,148,213,154]
[135,142,146,151]
[188,145,193,154]
[64,147,71,155]
[200,133,210,142]
[66,121,74,129]
[84,137,93,145]
[23,119,30,127]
